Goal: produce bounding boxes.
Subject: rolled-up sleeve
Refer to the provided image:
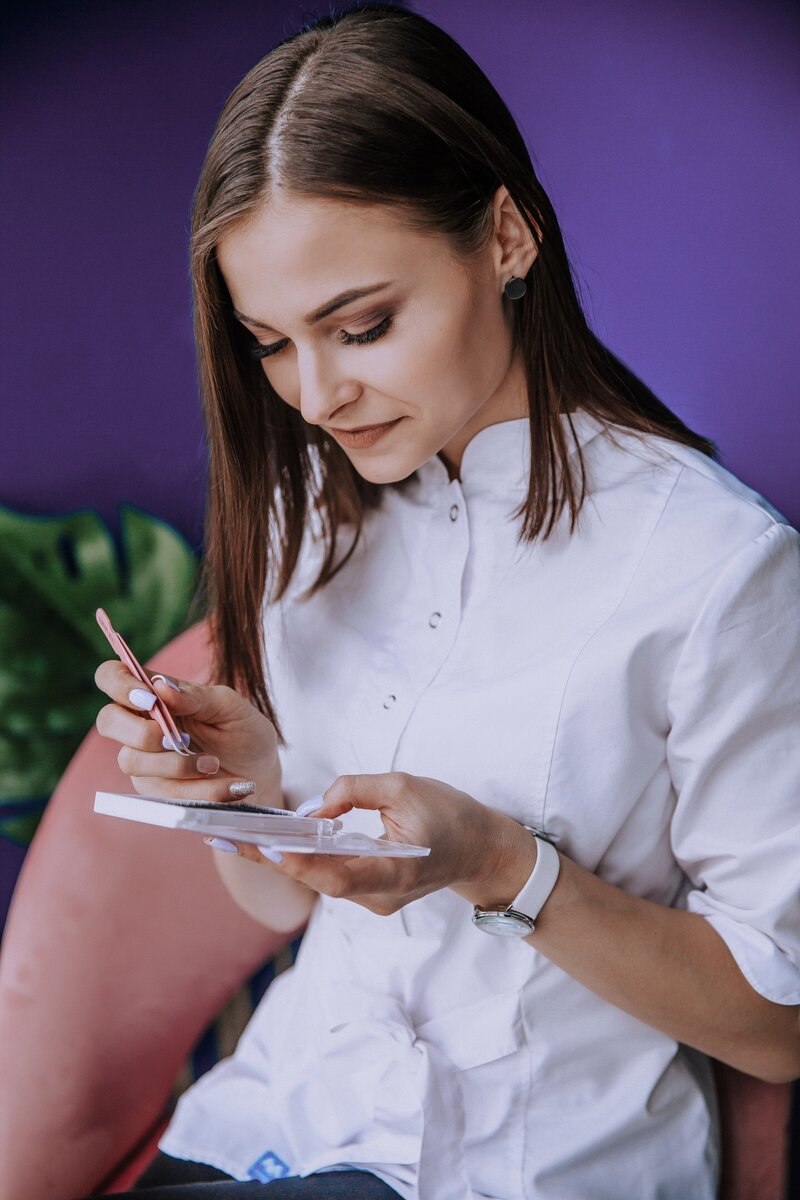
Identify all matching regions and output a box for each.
[667,520,800,1004]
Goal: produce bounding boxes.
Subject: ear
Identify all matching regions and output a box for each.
[490,185,540,287]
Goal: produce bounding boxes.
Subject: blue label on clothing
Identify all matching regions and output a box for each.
[247,1150,291,1182]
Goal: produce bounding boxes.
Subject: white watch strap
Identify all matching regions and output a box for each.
[510,832,560,922]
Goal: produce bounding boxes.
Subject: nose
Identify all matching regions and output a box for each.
[295,346,361,428]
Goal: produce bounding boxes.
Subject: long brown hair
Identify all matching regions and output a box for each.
[190,2,716,739]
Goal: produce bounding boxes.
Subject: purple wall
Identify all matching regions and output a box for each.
[3,0,799,544]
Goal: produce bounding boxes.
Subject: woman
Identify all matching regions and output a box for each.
[89,4,800,1198]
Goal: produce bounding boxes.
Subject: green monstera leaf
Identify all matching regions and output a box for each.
[0,503,202,845]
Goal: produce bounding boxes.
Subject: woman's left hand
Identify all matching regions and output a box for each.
[222,772,536,914]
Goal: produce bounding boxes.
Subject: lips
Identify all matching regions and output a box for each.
[327,417,403,449]
[330,420,396,433]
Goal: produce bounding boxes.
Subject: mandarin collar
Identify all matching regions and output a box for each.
[413,409,606,502]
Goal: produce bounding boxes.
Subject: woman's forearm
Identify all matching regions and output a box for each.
[212,779,317,932]
[459,819,800,1083]
[212,847,317,932]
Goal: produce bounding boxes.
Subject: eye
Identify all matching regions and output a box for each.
[248,314,394,361]
[249,336,289,361]
[337,314,393,347]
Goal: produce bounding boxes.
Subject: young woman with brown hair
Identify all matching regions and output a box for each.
[90,4,800,1197]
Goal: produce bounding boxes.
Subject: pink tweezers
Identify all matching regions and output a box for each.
[95,608,193,756]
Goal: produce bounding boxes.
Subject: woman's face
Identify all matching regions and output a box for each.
[216,189,531,481]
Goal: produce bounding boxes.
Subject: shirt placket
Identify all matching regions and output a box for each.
[357,482,471,775]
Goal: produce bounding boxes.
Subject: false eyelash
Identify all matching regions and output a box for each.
[248,314,394,360]
[249,338,287,360]
[339,314,394,346]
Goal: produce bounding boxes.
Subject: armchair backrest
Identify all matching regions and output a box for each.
[0,622,289,1200]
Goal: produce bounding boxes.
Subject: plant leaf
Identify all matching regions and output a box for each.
[0,503,201,829]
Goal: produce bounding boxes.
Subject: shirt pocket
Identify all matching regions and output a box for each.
[416,987,531,1200]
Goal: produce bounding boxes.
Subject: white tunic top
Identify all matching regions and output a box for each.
[160,410,800,1199]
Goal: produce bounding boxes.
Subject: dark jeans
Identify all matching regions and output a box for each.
[88,1150,402,1198]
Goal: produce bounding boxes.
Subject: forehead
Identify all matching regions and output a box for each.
[216,193,454,319]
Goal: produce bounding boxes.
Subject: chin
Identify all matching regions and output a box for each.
[347,452,423,487]
[350,463,413,486]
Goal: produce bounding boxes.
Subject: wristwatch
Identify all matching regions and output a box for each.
[472,827,560,937]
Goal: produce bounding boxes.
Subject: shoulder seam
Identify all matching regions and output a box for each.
[602,423,787,527]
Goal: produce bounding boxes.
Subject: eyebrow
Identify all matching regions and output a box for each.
[232,281,394,333]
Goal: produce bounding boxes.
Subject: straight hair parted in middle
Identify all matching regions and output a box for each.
[189,2,717,738]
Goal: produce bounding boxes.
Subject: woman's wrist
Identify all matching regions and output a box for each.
[453,809,538,909]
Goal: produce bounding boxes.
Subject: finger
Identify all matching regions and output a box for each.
[118,745,220,780]
[95,703,167,753]
[94,660,173,714]
[202,840,303,873]
[270,848,401,898]
[95,660,236,724]
[129,775,256,805]
[203,838,264,864]
[94,660,157,711]
[150,675,250,726]
[318,773,407,820]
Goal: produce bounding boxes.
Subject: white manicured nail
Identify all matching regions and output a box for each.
[161,732,191,751]
[129,688,157,710]
[204,837,238,853]
[257,846,284,864]
[152,673,182,692]
[296,796,324,817]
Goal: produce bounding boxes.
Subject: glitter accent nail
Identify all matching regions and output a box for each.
[229,780,257,798]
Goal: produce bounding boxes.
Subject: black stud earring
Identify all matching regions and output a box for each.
[504,275,527,300]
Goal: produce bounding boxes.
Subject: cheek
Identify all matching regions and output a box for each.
[260,359,300,409]
[417,301,501,400]
[396,303,472,392]
[457,293,514,396]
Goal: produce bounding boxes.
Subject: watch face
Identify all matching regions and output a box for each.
[472,910,533,937]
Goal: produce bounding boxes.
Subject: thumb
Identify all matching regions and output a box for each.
[318,773,397,819]
[149,674,229,722]
[150,675,259,728]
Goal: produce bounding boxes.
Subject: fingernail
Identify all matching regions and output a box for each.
[228,780,256,798]
[257,846,284,864]
[129,688,157,710]
[152,673,182,693]
[161,732,191,751]
[204,837,238,853]
[296,796,324,817]
[196,755,220,775]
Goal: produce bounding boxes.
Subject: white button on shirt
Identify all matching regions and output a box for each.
[161,411,800,1199]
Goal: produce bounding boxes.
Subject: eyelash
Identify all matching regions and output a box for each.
[248,314,394,360]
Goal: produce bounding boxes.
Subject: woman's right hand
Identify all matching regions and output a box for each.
[94,661,283,805]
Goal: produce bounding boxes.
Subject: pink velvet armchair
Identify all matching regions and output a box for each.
[0,622,792,1199]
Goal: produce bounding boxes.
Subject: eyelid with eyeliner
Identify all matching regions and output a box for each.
[248,312,395,360]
